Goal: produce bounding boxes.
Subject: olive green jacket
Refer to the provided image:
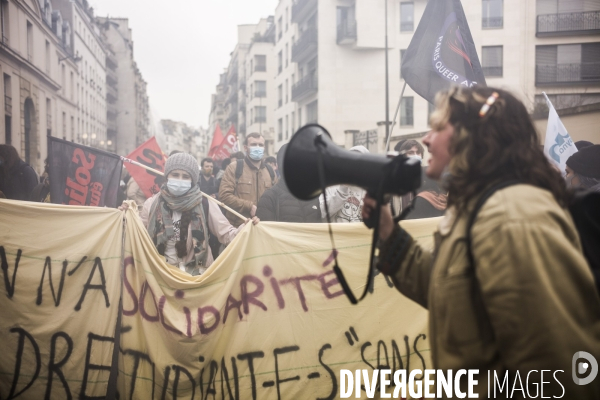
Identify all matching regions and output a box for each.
[379,184,600,399]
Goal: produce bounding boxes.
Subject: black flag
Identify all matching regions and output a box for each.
[401,0,486,103]
[48,137,123,207]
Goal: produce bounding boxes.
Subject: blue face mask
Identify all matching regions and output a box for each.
[167,178,192,196]
[248,146,264,161]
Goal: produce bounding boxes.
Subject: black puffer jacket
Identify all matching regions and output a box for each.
[257,181,321,222]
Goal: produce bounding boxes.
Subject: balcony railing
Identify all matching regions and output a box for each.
[107,104,118,119]
[4,95,11,115]
[107,85,118,102]
[228,68,238,83]
[291,0,318,23]
[337,21,357,44]
[482,66,503,77]
[254,116,267,123]
[255,90,267,98]
[536,63,600,85]
[482,17,503,28]
[292,28,318,63]
[107,68,118,85]
[255,64,267,72]
[292,74,318,101]
[227,89,238,103]
[537,11,600,36]
[107,118,117,133]
[106,52,118,69]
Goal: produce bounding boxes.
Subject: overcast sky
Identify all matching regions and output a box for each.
[90,0,278,129]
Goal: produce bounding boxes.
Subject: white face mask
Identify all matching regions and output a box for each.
[167,178,192,196]
[409,155,423,162]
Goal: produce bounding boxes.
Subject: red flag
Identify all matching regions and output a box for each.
[208,124,224,158]
[213,125,238,161]
[124,137,168,198]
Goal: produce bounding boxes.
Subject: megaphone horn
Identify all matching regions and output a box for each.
[283,124,421,201]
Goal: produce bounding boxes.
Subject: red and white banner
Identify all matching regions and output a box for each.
[207,124,224,158]
[212,125,239,161]
[124,137,167,198]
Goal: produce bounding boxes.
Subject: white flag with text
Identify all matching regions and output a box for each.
[543,93,577,173]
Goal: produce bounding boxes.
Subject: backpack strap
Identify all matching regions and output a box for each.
[466,180,521,269]
[235,159,244,183]
[264,164,275,185]
[202,196,210,224]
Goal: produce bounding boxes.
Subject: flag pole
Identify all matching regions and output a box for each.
[120,156,248,221]
[384,0,390,153]
[385,81,407,152]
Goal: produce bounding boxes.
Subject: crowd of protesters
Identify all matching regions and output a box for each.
[2,88,599,281]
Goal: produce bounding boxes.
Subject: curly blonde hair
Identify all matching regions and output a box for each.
[430,86,568,213]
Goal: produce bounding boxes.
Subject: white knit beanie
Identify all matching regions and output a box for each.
[164,153,200,185]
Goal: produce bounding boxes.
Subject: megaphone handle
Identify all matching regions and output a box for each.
[362,191,380,229]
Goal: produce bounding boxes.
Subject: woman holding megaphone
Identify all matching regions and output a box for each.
[362,86,600,399]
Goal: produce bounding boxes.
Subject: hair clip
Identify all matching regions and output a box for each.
[479,92,499,117]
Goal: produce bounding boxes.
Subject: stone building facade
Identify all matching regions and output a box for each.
[1,0,78,172]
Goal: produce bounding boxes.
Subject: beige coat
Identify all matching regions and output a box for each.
[218,158,276,225]
[379,184,600,399]
[126,178,147,208]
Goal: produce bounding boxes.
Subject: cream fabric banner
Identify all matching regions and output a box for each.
[0,199,439,399]
[0,199,123,399]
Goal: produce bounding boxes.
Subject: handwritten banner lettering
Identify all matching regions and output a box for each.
[0,199,437,399]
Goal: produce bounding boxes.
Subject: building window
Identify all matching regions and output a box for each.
[278,51,283,74]
[255,55,266,72]
[307,100,318,123]
[285,115,289,139]
[3,73,11,144]
[278,17,283,41]
[62,64,66,94]
[255,106,267,123]
[286,7,289,32]
[71,72,74,100]
[482,46,503,77]
[285,79,289,103]
[400,97,414,126]
[46,98,51,131]
[71,116,74,140]
[337,6,357,44]
[400,49,406,79]
[535,43,600,84]
[278,118,283,141]
[400,2,414,32]
[482,0,503,28]
[45,41,51,73]
[427,102,435,126]
[1,0,10,45]
[62,112,67,140]
[255,80,266,97]
[292,111,296,134]
[298,108,302,128]
[27,21,33,61]
[278,84,283,108]
[285,43,289,67]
